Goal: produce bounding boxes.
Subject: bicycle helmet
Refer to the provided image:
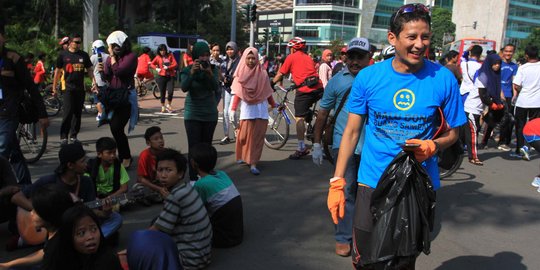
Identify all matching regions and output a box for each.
[58,36,70,45]
[92,40,105,49]
[287,37,306,50]
[381,45,395,60]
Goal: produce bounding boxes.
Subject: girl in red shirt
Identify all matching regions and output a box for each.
[151,44,178,113]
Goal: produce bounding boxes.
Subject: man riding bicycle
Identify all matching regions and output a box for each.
[272,37,324,159]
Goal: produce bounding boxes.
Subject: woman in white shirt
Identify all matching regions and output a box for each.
[230,47,276,175]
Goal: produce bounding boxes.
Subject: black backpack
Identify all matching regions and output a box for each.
[86,157,121,196]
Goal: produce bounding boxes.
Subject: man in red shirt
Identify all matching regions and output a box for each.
[272,37,324,159]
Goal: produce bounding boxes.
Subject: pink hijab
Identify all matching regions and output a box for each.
[231,47,274,105]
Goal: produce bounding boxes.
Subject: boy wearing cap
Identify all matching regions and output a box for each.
[312,37,372,257]
[13,143,123,239]
[52,33,93,145]
[328,4,465,268]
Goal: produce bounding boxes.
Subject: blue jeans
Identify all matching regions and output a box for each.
[222,91,237,138]
[0,118,31,185]
[332,149,360,244]
[100,212,123,238]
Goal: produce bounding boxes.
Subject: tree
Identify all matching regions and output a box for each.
[430,7,455,50]
[518,27,540,51]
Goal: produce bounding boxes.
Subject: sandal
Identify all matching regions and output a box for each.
[469,158,483,166]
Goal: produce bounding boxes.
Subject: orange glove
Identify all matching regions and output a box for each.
[327,177,346,224]
[404,139,438,162]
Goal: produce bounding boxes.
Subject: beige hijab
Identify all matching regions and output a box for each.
[231,47,273,105]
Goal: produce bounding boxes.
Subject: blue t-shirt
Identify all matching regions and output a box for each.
[319,68,364,154]
[501,61,518,98]
[347,59,466,190]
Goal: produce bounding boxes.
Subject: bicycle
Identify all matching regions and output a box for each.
[134,76,159,99]
[264,84,319,149]
[18,121,47,164]
[40,84,62,117]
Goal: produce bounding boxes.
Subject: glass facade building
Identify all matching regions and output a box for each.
[293,0,361,45]
[505,0,540,45]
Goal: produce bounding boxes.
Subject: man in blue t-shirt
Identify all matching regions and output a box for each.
[312,37,371,257]
[497,44,518,151]
[326,4,466,269]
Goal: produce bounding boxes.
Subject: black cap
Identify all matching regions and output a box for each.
[58,143,86,165]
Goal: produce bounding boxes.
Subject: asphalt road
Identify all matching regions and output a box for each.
[1,90,539,269]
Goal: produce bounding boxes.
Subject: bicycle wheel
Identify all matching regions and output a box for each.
[438,142,464,179]
[43,85,61,117]
[152,82,161,99]
[18,122,48,164]
[264,110,290,149]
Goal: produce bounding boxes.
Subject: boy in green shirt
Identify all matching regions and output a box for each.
[87,137,129,199]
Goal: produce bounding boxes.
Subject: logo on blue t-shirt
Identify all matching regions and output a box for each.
[393,89,415,110]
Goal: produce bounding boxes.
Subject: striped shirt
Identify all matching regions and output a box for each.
[155,182,212,269]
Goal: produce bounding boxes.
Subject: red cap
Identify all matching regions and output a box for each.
[340,47,347,53]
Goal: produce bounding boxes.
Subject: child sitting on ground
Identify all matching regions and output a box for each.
[150,148,212,270]
[87,137,129,200]
[191,143,243,248]
[41,204,123,270]
[136,126,166,203]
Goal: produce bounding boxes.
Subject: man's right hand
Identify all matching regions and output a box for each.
[312,143,323,166]
[327,177,346,224]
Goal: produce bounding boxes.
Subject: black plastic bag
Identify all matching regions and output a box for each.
[361,151,436,268]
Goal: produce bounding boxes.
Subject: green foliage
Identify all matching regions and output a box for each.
[5,24,61,70]
[431,7,456,50]
[328,38,345,56]
[518,27,540,54]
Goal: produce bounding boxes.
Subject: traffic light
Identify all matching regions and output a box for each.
[242,4,251,23]
[263,28,269,40]
[473,21,477,29]
[250,4,257,22]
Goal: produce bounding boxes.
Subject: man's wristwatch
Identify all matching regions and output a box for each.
[433,140,441,154]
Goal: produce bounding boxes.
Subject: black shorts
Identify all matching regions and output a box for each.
[352,185,417,270]
[294,88,323,117]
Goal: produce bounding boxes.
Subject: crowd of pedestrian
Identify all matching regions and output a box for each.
[1,3,540,269]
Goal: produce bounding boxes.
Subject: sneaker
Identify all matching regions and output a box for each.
[537,186,540,193]
[96,113,102,121]
[60,138,68,146]
[497,144,511,151]
[70,137,80,144]
[220,137,231,145]
[532,177,540,188]
[509,152,523,158]
[166,104,174,113]
[289,149,310,160]
[520,146,530,161]
[160,106,166,113]
[250,167,260,175]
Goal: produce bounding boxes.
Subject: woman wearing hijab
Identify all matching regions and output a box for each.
[229,47,276,175]
[221,41,241,145]
[180,41,220,180]
[102,30,138,168]
[477,53,504,149]
[126,230,183,270]
[318,49,333,88]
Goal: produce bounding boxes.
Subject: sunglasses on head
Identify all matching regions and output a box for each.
[393,3,430,24]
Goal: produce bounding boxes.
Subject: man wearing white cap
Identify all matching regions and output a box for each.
[52,33,93,145]
[312,37,371,257]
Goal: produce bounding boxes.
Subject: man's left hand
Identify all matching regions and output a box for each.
[404,139,437,162]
